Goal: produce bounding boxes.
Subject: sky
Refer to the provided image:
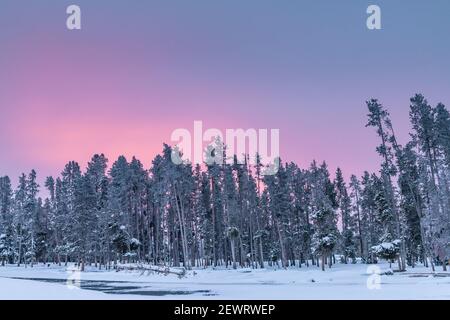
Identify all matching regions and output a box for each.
[1,0,450,191]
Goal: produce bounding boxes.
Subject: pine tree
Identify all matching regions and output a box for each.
[434,103,450,166]
[60,161,82,265]
[335,168,356,263]
[309,161,338,271]
[0,176,14,265]
[349,175,366,260]
[360,172,382,263]
[24,170,40,267]
[223,163,239,269]
[85,154,109,267]
[263,159,291,268]
[2,92,447,272]
[108,156,132,265]
[410,95,450,270]
[13,174,27,266]
[366,99,407,270]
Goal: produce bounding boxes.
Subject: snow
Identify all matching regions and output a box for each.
[0,276,110,300]
[322,236,330,242]
[0,262,449,300]
[130,238,141,245]
[380,243,394,249]
[371,240,400,256]
[372,242,395,252]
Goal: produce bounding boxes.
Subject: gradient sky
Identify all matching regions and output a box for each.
[1,0,450,190]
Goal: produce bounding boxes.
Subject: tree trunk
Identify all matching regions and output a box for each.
[173,184,190,270]
[321,254,325,271]
[354,189,365,259]
[230,238,237,269]
[258,239,264,268]
[276,222,288,268]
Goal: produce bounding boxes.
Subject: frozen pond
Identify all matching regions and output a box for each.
[1,263,449,299]
[4,277,212,297]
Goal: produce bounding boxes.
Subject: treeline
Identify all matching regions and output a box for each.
[0,94,449,271]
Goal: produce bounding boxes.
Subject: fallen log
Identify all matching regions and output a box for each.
[116,264,186,277]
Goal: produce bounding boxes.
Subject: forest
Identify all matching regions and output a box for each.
[0,94,449,272]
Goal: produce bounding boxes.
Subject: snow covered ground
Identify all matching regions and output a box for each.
[0,262,449,300]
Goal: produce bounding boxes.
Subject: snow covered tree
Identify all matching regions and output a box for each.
[349,175,366,260]
[107,155,132,265]
[13,174,28,266]
[263,159,291,268]
[2,94,448,272]
[409,95,450,270]
[309,161,339,271]
[0,176,14,265]
[335,168,356,263]
[59,162,82,264]
[366,99,407,270]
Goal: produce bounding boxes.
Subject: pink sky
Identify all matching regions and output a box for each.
[1,1,450,191]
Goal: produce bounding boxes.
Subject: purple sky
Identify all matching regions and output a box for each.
[1,0,450,190]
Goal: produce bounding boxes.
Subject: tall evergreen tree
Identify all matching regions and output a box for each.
[0,176,14,265]
[366,99,407,270]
